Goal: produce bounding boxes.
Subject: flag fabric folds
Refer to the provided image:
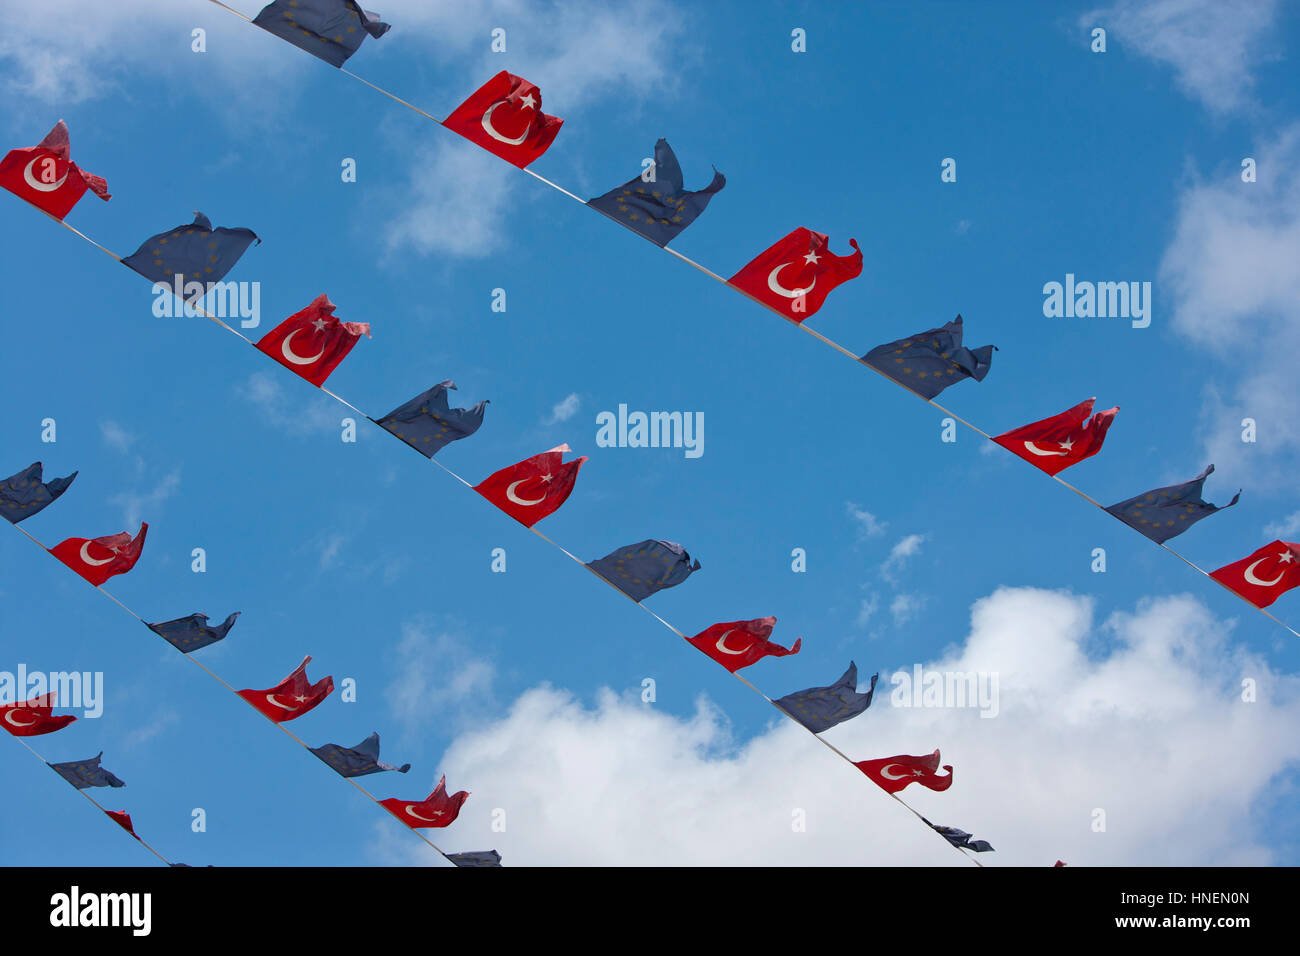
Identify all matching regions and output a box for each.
[775,662,878,734]
[147,612,241,654]
[728,227,862,322]
[860,316,995,400]
[48,524,148,587]
[855,749,953,794]
[926,818,994,852]
[0,693,77,737]
[587,138,726,247]
[1,462,76,524]
[380,775,468,829]
[376,380,487,458]
[0,121,109,220]
[686,617,801,672]
[49,752,125,789]
[442,71,563,168]
[447,850,502,867]
[252,0,390,67]
[105,810,139,839]
[310,732,410,777]
[474,444,586,527]
[1209,541,1300,608]
[237,656,334,722]
[586,539,701,602]
[1105,465,1240,544]
[121,212,259,296]
[256,294,370,386]
[993,398,1118,476]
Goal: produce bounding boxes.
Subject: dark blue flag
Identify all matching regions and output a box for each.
[121,212,259,298]
[147,612,240,653]
[586,539,701,602]
[375,380,487,458]
[587,139,725,247]
[310,732,409,778]
[253,0,390,67]
[447,850,503,867]
[1,462,75,524]
[860,316,995,400]
[49,752,125,789]
[775,662,878,733]
[925,818,994,852]
[1105,464,1240,544]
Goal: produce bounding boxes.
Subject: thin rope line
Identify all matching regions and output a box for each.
[8,735,173,865]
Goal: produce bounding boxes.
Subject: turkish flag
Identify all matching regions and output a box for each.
[993,398,1118,476]
[474,444,586,527]
[854,750,954,794]
[380,775,469,830]
[48,524,148,587]
[105,810,139,839]
[1210,540,1300,608]
[236,656,334,723]
[728,227,862,322]
[686,617,801,673]
[0,121,110,220]
[0,693,76,738]
[442,71,563,168]
[256,294,370,387]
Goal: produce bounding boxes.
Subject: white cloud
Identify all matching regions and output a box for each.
[542,392,580,426]
[845,502,887,539]
[99,420,133,453]
[385,617,497,735]
[235,370,344,436]
[881,533,926,582]
[855,593,879,628]
[110,469,180,529]
[890,593,923,626]
[1086,0,1279,115]
[370,587,1300,866]
[1264,511,1300,539]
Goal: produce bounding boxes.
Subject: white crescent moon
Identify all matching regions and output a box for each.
[714,629,750,655]
[23,156,68,192]
[79,541,114,566]
[481,102,529,145]
[1244,557,1287,587]
[405,806,442,822]
[505,479,546,506]
[281,329,325,366]
[3,711,36,728]
[767,262,815,299]
[264,694,297,712]
[879,763,908,781]
[1022,441,1069,457]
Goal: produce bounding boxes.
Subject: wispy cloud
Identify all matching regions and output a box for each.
[845,502,887,539]
[110,469,180,529]
[881,533,926,583]
[543,392,580,426]
[385,617,496,734]
[99,420,134,453]
[235,370,344,437]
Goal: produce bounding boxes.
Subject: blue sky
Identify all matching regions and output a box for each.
[3,0,1300,867]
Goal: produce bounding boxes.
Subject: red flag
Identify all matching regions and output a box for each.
[255,294,370,387]
[0,693,76,737]
[474,444,586,527]
[854,749,954,794]
[686,617,801,673]
[442,71,563,168]
[1210,540,1300,608]
[48,524,148,587]
[728,227,862,322]
[380,775,468,829]
[236,656,334,723]
[105,810,139,839]
[1054,860,1068,867]
[0,121,110,220]
[993,398,1118,476]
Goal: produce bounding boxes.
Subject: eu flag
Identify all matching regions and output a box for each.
[925,818,994,852]
[121,212,258,296]
[147,611,241,653]
[586,539,701,602]
[1105,465,1240,544]
[774,662,878,733]
[49,752,125,789]
[375,380,487,458]
[447,850,502,867]
[588,139,725,247]
[860,316,995,400]
[253,0,390,68]
[310,732,409,777]
[1,462,76,524]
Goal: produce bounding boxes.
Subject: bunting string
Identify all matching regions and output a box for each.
[202,0,1300,643]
